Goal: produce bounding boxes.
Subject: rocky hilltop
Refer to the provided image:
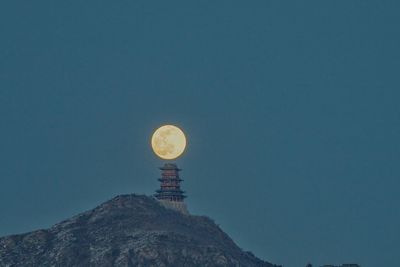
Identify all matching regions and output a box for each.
[0,194,278,267]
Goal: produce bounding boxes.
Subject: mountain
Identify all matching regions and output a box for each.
[0,194,279,267]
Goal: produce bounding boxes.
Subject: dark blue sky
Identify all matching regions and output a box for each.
[1,2,399,267]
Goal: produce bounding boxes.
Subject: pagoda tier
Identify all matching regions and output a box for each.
[154,163,186,202]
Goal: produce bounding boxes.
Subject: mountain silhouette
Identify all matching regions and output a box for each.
[0,194,279,267]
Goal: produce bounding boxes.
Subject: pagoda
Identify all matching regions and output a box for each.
[155,163,188,214]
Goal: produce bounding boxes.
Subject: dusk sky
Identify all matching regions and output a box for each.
[1,2,399,267]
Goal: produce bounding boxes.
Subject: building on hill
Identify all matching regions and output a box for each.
[154,163,189,214]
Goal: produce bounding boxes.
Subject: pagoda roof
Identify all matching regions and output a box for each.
[159,163,182,171]
[156,189,186,194]
[158,177,183,181]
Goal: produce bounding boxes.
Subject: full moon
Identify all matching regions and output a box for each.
[151,125,187,160]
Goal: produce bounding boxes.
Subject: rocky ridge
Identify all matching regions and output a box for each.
[0,194,279,267]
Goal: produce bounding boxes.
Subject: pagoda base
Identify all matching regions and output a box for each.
[157,199,189,214]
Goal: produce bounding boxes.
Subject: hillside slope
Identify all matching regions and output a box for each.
[0,194,278,267]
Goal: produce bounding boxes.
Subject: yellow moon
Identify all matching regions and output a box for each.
[151,125,187,160]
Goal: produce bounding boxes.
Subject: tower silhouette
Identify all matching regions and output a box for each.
[155,163,188,214]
